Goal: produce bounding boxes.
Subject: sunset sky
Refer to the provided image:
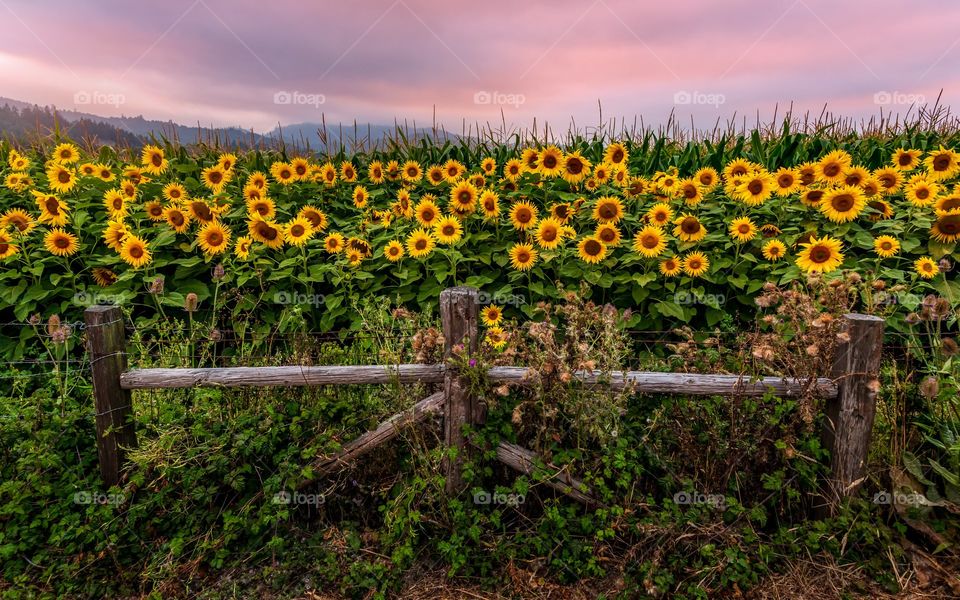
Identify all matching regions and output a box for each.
[1,0,957,132]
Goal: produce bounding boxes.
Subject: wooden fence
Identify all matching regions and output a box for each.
[85,286,884,515]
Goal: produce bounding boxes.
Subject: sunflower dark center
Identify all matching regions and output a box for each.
[566,158,583,174]
[57,171,70,183]
[778,174,794,187]
[415,239,427,250]
[681,217,700,234]
[291,225,305,237]
[170,212,184,226]
[641,234,659,249]
[152,154,163,167]
[209,171,223,184]
[747,180,763,195]
[831,194,855,211]
[584,239,602,255]
[542,155,557,169]
[516,209,532,223]
[810,246,831,263]
[683,185,697,199]
[541,226,557,242]
[54,236,69,248]
[208,232,223,245]
[939,216,960,234]
[917,188,930,199]
[45,198,60,214]
[612,149,624,162]
[898,153,913,166]
[599,203,617,219]
[933,154,951,171]
[823,163,841,177]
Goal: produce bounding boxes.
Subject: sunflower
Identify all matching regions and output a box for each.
[102,220,128,251]
[537,146,563,177]
[381,160,399,182]
[544,202,570,225]
[892,148,922,171]
[118,235,150,267]
[577,237,607,264]
[760,224,782,238]
[323,232,345,254]
[735,172,774,206]
[861,176,881,197]
[317,162,337,185]
[34,193,70,226]
[914,257,939,279]
[773,167,800,196]
[646,203,673,227]
[485,326,508,350]
[298,206,328,231]
[682,252,710,277]
[123,165,146,184]
[436,159,461,182]
[92,267,117,287]
[694,167,719,189]
[163,206,191,233]
[248,219,285,249]
[197,221,232,255]
[934,195,960,216]
[633,226,667,258]
[479,190,500,220]
[593,163,612,185]
[873,235,900,258]
[91,163,114,182]
[46,163,77,193]
[729,217,757,243]
[904,178,939,207]
[119,179,137,201]
[866,199,894,221]
[0,233,18,260]
[450,181,478,214]
[796,235,844,274]
[338,161,357,182]
[655,174,679,196]
[400,160,422,183]
[216,153,237,172]
[509,201,538,231]
[931,214,960,243]
[352,185,369,208]
[406,229,436,258]
[434,216,463,245]
[924,147,960,181]
[10,155,31,172]
[43,228,78,257]
[659,256,681,276]
[762,239,787,262]
[520,148,539,172]
[815,150,852,184]
[673,214,707,243]
[344,248,362,267]
[842,166,869,187]
[144,201,165,222]
[140,145,167,175]
[678,179,704,206]
[534,217,563,249]
[594,223,622,247]
[819,186,866,223]
[591,196,623,224]
[503,159,523,181]
[52,142,80,164]
[479,304,504,327]
[230,236,251,260]
[1,209,35,235]
[561,151,591,184]
[187,200,216,224]
[162,182,188,203]
[278,217,311,247]
[393,190,414,218]
[724,159,756,180]
[876,167,904,194]
[480,157,497,175]
[415,198,442,227]
[602,142,628,166]
[246,197,276,220]
[384,240,404,262]
[364,160,384,184]
[103,189,128,219]
[202,165,230,192]
[290,158,310,180]
[509,243,538,271]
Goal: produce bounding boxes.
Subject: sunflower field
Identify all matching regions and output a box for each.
[1,130,959,357]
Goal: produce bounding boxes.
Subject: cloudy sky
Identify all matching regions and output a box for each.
[1,0,957,132]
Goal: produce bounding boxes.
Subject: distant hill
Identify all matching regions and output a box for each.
[0,96,459,152]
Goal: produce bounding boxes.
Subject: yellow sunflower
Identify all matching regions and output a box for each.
[384,240,405,262]
[673,214,707,243]
[44,228,78,257]
[892,148,922,171]
[659,256,682,276]
[140,145,168,175]
[924,147,960,181]
[218,153,238,172]
[426,165,445,186]
[450,181,478,214]
[162,182,188,203]
[930,214,960,243]
[415,198,442,228]
[873,167,902,194]
[95,163,115,182]
[735,172,775,206]
[537,146,563,177]
[352,185,369,208]
[201,165,230,192]
[406,229,436,258]
[103,220,128,251]
[481,305,503,326]
[384,160,402,182]
[163,206,191,233]
[595,223,622,247]
[577,237,607,264]
[678,179,704,206]
[0,233,20,259]
[729,217,757,243]
[52,142,80,164]
[367,161,385,184]
[646,203,673,227]
[434,216,463,245]
[914,257,939,279]
[873,235,900,258]
[443,159,466,182]
[633,225,667,258]
[534,217,563,249]
[91,267,116,287]
[197,221,232,256]
[509,243,538,271]
[503,159,523,181]
[723,158,754,180]
[593,196,624,223]
[815,150,852,184]
[187,200,216,224]
[290,158,310,180]
[521,148,539,172]
[904,178,939,207]
[561,151,591,185]
[46,163,77,193]
[934,195,960,216]
[842,166,869,188]
[284,217,314,247]
[762,239,787,262]
[103,189,127,219]
[773,167,801,196]
[298,206,328,231]
[34,192,70,226]
[246,197,276,220]
[120,235,151,268]
[234,236,252,260]
[694,167,719,189]
[819,186,866,223]
[480,157,497,175]
[604,142,629,166]
[339,161,357,182]
[324,232,345,254]
[796,235,844,273]
[1,209,35,235]
[480,190,500,220]
[509,201,538,231]
[248,219,285,249]
[401,160,422,182]
[682,252,710,277]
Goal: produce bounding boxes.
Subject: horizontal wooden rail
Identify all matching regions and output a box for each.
[121,364,837,399]
[119,364,445,389]
[496,441,598,507]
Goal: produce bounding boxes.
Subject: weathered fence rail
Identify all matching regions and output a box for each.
[85,287,884,514]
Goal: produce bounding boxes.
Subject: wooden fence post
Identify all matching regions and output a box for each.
[818,313,885,516]
[85,305,137,488]
[440,286,480,496]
